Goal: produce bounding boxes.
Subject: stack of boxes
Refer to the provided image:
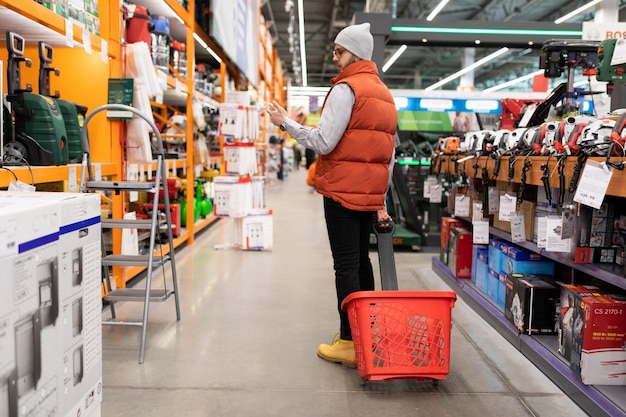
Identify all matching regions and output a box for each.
[0,192,102,417]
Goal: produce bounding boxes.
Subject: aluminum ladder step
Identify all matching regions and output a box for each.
[102,218,162,229]
[104,288,174,303]
[101,254,170,267]
[84,180,158,193]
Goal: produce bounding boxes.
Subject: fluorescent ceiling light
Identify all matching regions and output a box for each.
[383,44,407,73]
[298,0,308,86]
[425,47,510,91]
[427,0,449,21]
[289,86,330,96]
[555,0,603,24]
[483,70,544,92]
[391,26,583,37]
[193,33,222,63]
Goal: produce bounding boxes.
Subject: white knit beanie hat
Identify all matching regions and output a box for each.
[334,23,373,61]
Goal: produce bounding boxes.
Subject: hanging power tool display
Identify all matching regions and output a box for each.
[38,42,88,164]
[4,32,67,166]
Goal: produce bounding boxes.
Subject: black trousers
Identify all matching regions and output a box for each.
[323,197,375,340]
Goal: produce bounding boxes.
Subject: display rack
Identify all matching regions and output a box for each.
[432,154,626,417]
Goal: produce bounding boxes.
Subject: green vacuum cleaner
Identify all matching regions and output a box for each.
[4,32,67,166]
[38,42,88,164]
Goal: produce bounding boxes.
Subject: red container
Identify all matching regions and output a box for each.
[125,5,153,47]
[342,290,457,382]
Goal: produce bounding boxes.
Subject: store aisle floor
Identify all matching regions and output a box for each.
[101,168,589,417]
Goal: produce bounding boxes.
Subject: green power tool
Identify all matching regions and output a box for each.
[4,32,67,166]
[38,42,88,164]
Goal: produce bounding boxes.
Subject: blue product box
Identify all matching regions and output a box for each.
[472,245,488,284]
[486,267,499,302]
[501,246,544,261]
[475,259,488,292]
[488,239,507,273]
[497,271,507,310]
[501,250,555,276]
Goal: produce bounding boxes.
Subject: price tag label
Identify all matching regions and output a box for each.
[498,193,517,222]
[488,187,499,214]
[429,184,442,203]
[574,160,612,209]
[536,215,548,248]
[454,194,470,217]
[472,220,489,244]
[423,176,438,198]
[510,212,525,243]
[473,201,484,221]
[68,166,78,192]
[545,216,571,253]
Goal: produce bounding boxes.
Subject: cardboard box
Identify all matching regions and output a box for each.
[234,209,273,250]
[448,227,473,279]
[493,200,536,241]
[440,217,467,251]
[570,294,626,385]
[592,247,616,264]
[557,284,606,362]
[0,192,103,417]
[486,268,499,304]
[505,274,559,335]
[497,271,507,310]
[472,245,489,284]
[500,246,555,275]
[488,238,507,273]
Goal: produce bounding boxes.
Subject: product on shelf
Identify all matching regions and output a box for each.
[448,227,473,279]
[570,293,626,385]
[501,246,555,275]
[505,274,560,335]
[557,284,607,362]
[440,216,467,264]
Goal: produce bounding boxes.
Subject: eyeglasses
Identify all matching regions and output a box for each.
[331,47,346,58]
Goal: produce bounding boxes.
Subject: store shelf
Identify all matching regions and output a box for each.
[432,256,626,417]
[0,162,118,188]
[0,1,113,57]
[435,155,626,198]
[488,227,626,291]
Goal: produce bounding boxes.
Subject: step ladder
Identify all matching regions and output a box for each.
[80,103,181,364]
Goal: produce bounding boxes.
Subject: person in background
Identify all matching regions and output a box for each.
[306,160,316,193]
[266,22,397,368]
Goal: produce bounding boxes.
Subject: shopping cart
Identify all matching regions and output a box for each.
[342,222,457,382]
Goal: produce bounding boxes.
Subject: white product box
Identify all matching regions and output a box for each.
[0,192,102,417]
[234,209,273,250]
[223,143,258,175]
[213,175,253,217]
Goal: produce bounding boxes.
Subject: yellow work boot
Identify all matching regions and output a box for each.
[317,332,357,368]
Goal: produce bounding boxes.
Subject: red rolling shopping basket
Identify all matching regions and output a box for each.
[341,290,457,382]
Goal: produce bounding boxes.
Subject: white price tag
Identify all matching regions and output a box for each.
[545,216,571,253]
[68,166,78,192]
[510,212,525,243]
[472,220,489,244]
[423,176,438,198]
[536,215,548,248]
[472,201,484,221]
[95,163,102,182]
[454,194,470,217]
[498,193,517,222]
[488,187,499,214]
[573,160,612,209]
[611,37,626,66]
[429,184,442,203]
[127,164,139,202]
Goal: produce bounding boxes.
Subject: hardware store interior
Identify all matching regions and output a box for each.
[1,0,626,416]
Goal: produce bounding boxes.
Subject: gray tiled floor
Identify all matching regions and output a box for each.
[100,167,589,417]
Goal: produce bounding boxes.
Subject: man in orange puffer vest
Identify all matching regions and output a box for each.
[266,22,397,368]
